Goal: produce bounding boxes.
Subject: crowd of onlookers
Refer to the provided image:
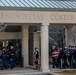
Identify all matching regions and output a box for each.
[51,46,76,69]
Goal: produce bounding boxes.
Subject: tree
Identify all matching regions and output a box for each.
[49,36,58,51]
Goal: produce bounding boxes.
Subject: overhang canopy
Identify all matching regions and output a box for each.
[0,0,76,11]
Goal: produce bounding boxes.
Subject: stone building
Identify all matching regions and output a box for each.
[0,0,76,72]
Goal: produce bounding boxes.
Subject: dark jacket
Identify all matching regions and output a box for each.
[74,50,76,58]
[58,50,65,59]
[9,49,15,60]
[2,50,7,61]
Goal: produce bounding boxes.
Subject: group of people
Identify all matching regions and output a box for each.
[0,46,15,70]
[51,46,76,69]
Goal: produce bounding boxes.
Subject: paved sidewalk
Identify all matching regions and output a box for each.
[0,67,38,74]
[0,67,50,75]
[0,67,76,75]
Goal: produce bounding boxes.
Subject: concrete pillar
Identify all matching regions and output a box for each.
[41,24,50,72]
[65,25,73,46]
[3,41,6,47]
[33,32,40,50]
[22,25,29,67]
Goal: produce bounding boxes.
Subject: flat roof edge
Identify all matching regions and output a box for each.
[0,7,76,12]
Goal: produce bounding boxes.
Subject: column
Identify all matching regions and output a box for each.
[41,23,50,72]
[65,25,73,46]
[33,32,40,49]
[2,41,6,47]
[22,25,29,67]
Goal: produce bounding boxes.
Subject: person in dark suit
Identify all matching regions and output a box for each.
[34,47,39,69]
[9,46,15,69]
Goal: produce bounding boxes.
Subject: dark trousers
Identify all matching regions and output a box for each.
[59,59,64,68]
[52,58,58,68]
[63,58,69,68]
[74,57,76,68]
[10,59,15,69]
[69,56,74,68]
[1,60,9,69]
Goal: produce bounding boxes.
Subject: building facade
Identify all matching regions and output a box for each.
[0,0,76,72]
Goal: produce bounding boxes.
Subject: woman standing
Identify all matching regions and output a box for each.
[34,47,39,69]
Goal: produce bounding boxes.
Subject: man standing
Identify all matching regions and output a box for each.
[74,47,76,68]
[0,49,2,69]
[9,46,15,69]
[63,47,70,68]
[1,47,9,70]
[52,47,59,68]
[58,47,65,69]
[68,46,74,68]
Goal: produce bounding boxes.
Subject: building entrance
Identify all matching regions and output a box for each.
[8,40,22,66]
[0,25,22,67]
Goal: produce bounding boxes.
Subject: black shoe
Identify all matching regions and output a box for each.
[10,66,13,69]
[1,68,3,70]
